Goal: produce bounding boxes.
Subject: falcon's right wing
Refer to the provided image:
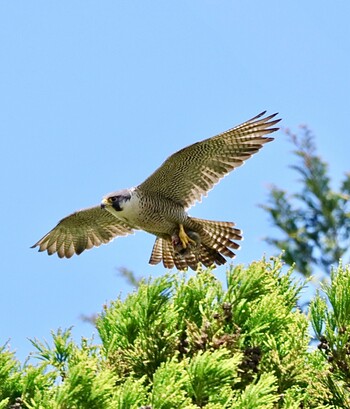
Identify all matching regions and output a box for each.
[31,206,134,258]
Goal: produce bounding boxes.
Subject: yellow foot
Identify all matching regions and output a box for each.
[178,224,197,249]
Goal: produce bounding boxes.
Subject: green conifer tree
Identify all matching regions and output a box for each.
[261,126,350,278]
[2,258,350,408]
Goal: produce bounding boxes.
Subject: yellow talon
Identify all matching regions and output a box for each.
[178,224,197,249]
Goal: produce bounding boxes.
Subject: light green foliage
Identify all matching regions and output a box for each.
[261,127,350,278]
[234,373,278,409]
[1,258,350,407]
[186,349,241,406]
[0,346,21,407]
[150,358,193,408]
[97,275,180,380]
[309,263,350,407]
[114,377,148,409]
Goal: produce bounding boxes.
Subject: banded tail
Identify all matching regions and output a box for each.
[149,218,242,270]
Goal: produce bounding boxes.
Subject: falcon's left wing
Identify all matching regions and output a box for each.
[138,112,280,209]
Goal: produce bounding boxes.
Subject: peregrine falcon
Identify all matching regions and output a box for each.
[32,111,280,270]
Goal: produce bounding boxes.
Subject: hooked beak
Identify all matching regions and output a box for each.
[100,197,109,209]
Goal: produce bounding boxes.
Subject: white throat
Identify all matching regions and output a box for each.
[107,190,140,226]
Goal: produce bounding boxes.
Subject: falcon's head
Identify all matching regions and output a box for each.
[101,189,132,212]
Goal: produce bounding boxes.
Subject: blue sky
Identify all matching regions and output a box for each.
[0,1,349,362]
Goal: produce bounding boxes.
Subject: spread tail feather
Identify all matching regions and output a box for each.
[149,217,242,271]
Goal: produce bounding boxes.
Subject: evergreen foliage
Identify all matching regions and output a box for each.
[2,258,350,408]
[261,127,350,278]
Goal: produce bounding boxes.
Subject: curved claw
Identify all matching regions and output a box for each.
[178,224,197,249]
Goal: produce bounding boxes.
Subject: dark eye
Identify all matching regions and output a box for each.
[109,196,118,202]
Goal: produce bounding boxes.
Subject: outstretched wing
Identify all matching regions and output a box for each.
[31,206,134,258]
[138,111,280,209]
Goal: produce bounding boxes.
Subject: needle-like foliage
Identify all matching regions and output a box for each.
[1,258,350,408]
[261,127,350,278]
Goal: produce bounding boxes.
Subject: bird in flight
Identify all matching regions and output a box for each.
[32,111,280,270]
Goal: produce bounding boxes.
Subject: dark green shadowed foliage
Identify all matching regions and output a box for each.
[261,127,350,280]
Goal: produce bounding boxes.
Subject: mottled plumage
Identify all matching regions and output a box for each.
[32,111,280,270]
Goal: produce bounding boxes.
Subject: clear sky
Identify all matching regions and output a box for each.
[0,1,349,362]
